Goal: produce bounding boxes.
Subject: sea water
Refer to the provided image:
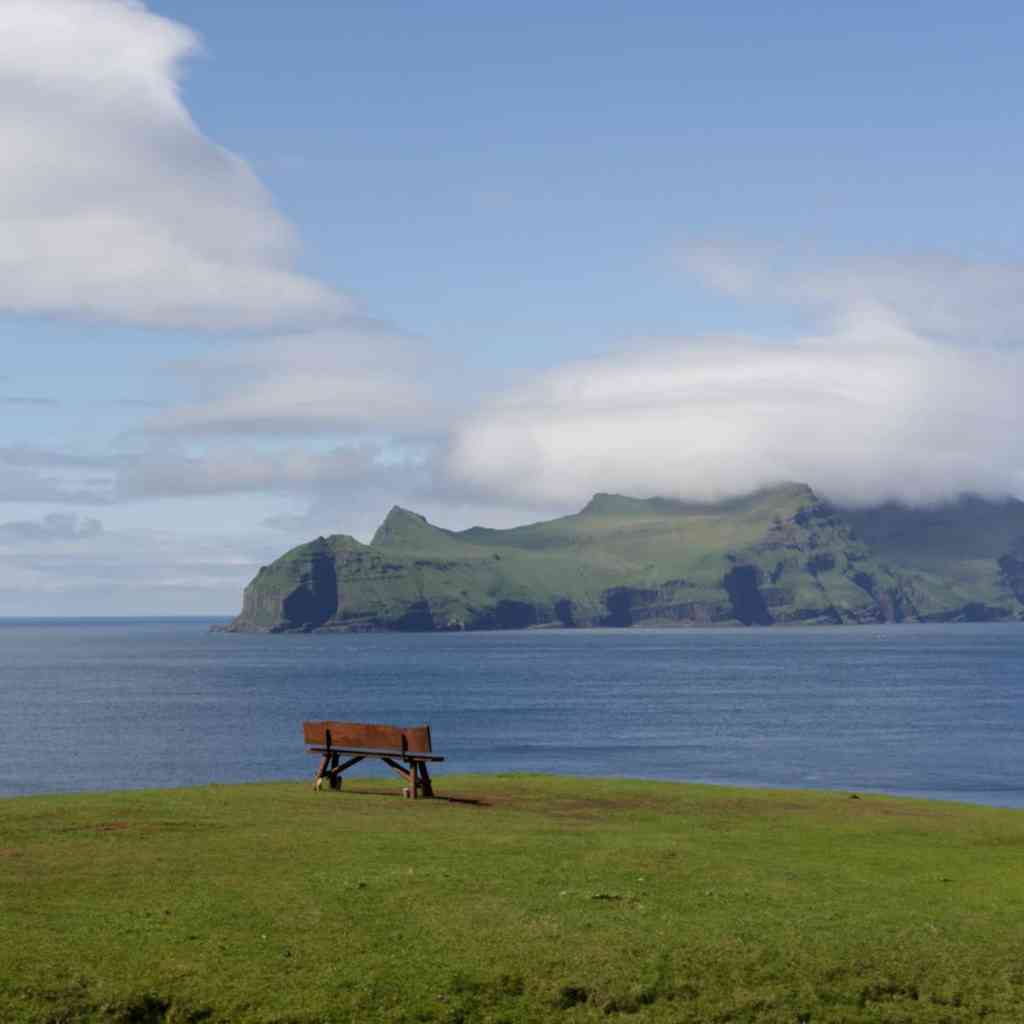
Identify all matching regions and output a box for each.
[1,618,1021,806]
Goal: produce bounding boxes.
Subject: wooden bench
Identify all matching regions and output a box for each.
[302,720,444,799]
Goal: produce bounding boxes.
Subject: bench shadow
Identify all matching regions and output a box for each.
[338,787,490,808]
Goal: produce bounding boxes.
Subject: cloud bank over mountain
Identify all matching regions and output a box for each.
[448,285,1024,510]
[0,0,343,329]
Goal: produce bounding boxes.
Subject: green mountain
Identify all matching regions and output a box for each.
[223,483,1024,632]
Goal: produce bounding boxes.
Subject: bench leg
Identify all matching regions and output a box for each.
[314,751,331,791]
[418,761,434,798]
[381,756,436,800]
[382,756,416,798]
[327,752,341,789]
[328,755,364,791]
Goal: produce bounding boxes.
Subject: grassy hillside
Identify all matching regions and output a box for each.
[224,485,1024,632]
[3,776,1024,1023]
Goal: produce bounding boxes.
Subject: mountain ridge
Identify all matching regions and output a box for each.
[222,483,1024,632]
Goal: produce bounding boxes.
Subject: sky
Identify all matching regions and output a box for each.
[3,0,1024,615]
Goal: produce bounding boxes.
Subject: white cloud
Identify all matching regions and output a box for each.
[116,441,414,499]
[0,445,118,504]
[0,396,60,407]
[144,324,446,437]
[682,242,1024,345]
[448,246,1024,510]
[0,520,269,615]
[0,513,103,543]
[0,438,426,505]
[0,0,344,329]
[447,310,1024,509]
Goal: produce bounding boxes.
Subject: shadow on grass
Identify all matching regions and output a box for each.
[328,787,491,807]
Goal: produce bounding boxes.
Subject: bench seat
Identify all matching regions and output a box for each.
[306,745,445,761]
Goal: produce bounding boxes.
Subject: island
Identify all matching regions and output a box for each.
[222,483,1024,632]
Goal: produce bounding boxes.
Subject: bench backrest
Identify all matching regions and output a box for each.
[302,720,433,754]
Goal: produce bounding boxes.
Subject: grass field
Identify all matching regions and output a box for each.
[2,774,1023,1023]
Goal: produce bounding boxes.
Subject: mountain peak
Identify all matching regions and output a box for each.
[580,483,818,519]
[581,493,646,516]
[371,506,433,547]
[384,505,427,525]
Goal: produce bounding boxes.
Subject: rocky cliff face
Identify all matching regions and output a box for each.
[222,485,1024,632]
[235,537,338,631]
[1000,553,1024,602]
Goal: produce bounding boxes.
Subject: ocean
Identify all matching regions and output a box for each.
[1,618,1021,807]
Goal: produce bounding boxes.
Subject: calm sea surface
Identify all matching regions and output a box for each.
[1,618,1021,807]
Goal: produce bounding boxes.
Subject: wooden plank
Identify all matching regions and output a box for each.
[332,755,365,775]
[403,725,433,754]
[380,756,411,776]
[302,721,401,751]
[302,721,433,754]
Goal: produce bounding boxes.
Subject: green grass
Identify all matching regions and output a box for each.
[4,775,1024,1023]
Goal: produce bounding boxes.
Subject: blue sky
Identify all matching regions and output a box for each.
[2,0,1024,614]
[160,0,1024,351]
